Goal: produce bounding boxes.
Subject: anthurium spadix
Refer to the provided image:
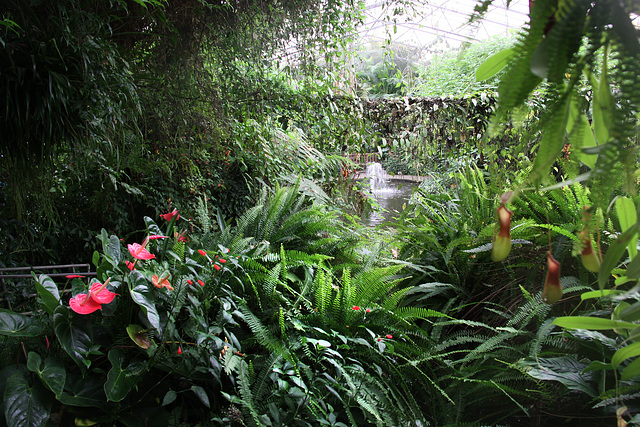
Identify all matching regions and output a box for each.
[491,203,513,262]
[543,252,563,304]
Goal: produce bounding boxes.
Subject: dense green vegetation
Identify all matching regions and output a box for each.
[1,0,640,426]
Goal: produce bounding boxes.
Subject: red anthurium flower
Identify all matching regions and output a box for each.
[491,203,513,262]
[386,334,393,339]
[198,279,205,287]
[213,264,221,271]
[65,274,85,279]
[128,243,155,260]
[543,252,563,304]
[69,293,102,314]
[160,208,179,222]
[152,275,173,291]
[147,235,169,240]
[125,261,135,271]
[90,281,117,305]
[352,306,360,311]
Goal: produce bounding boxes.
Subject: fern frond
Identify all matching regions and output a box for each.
[238,305,291,362]
[237,360,262,427]
[394,306,451,322]
[314,267,332,315]
[251,353,283,402]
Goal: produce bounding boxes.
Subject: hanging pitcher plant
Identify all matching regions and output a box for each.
[579,206,600,273]
[542,252,562,304]
[491,191,514,262]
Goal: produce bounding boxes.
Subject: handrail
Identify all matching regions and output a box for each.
[0,264,96,279]
[0,264,96,311]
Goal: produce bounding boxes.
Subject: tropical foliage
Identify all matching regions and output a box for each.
[2,0,640,425]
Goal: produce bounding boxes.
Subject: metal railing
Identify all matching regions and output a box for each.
[345,152,380,165]
[0,264,95,280]
[0,264,96,310]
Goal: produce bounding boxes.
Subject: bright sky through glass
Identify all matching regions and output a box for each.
[357,0,530,51]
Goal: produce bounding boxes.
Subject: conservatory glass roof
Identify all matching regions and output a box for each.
[357,0,530,51]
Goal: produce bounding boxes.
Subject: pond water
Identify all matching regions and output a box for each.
[359,163,420,227]
[363,180,418,226]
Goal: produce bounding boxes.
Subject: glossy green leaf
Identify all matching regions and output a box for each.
[620,301,640,322]
[554,316,640,330]
[530,38,549,79]
[475,47,515,81]
[162,390,178,406]
[126,324,152,349]
[100,229,122,265]
[92,250,100,268]
[129,270,160,330]
[626,254,640,279]
[615,197,638,259]
[580,289,623,300]
[612,342,640,368]
[3,371,52,427]
[583,360,612,372]
[529,95,571,183]
[0,309,45,337]
[598,223,640,290]
[143,216,163,237]
[104,349,140,402]
[621,356,640,381]
[57,375,106,407]
[190,385,210,408]
[53,305,93,369]
[34,274,61,316]
[27,352,66,398]
[591,56,612,144]
[521,357,597,397]
[567,96,597,170]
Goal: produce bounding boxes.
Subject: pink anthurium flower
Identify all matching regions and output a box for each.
[90,280,117,305]
[69,293,102,314]
[128,243,155,260]
[147,235,169,240]
[160,208,179,222]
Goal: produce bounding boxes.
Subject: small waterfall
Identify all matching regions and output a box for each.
[365,162,388,193]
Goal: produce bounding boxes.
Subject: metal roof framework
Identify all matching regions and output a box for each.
[356,0,530,52]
